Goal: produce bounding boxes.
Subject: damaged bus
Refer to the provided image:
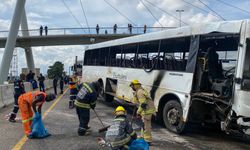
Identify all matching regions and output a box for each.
[82,20,250,136]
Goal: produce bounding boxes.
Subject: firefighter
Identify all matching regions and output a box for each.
[9,78,26,122]
[18,91,55,136]
[129,80,156,144]
[68,74,78,109]
[105,106,137,150]
[75,80,101,136]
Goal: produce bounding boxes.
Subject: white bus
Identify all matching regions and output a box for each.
[82,20,250,136]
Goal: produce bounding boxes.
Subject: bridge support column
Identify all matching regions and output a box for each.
[21,8,35,70]
[0,0,26,84]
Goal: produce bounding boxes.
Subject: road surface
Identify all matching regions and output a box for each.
[0,88,249,150]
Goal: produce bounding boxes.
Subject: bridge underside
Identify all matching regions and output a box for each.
[0,34,135,48]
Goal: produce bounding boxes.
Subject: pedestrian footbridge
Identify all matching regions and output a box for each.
[0,27,169,48]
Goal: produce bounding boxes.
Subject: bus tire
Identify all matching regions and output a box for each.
[163,100,186,134]
[105,94,114,102]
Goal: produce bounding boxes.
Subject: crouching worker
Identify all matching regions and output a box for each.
[105,106,137,150]
[18,91,56,138]
[75,81,101,136]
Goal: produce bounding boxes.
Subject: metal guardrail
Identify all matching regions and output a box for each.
[0,26,175,37]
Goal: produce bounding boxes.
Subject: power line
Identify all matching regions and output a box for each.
[216,0,250,15]
[143,0,188,26]
[61,0,86,33]
[139,0,163,27]
[103,0,137,26]
[80,0,90,34]
[198,0,226,21]
[182,0,222,20]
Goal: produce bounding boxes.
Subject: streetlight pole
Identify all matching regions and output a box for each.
[176,9,184,27]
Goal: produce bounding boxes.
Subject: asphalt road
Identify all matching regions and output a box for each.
[0,88,250,150]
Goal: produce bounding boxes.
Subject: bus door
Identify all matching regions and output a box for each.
[232,38,250,119]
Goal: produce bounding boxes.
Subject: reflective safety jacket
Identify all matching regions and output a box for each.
[105,115,136,149]
[133,87,156,116]
[69,77,78,89]
[14,79,25,98]
[74,83,97,109]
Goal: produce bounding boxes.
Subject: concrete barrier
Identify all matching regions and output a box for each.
[0,79,53,109]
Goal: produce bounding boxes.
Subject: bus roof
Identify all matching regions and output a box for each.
[86,19,248,50]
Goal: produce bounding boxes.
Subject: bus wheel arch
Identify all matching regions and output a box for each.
[158,94,186,134]
[97,78,113,102]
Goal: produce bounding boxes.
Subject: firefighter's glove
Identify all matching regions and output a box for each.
[141,103,147,110]
[90,104,96,110]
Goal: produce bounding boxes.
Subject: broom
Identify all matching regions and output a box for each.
[92,109,111,133]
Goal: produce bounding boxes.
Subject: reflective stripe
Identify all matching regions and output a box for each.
[143,91,149,97]
[22,117,33,123]
[114,118,125,121]
[83,83,93,93]
[141,108,156,115]
[139,98,147,102]
[124,145,129,149]
[130,131,136,136]
[74,100,90,109]
[111,135,131,147]
[14,105,19,108]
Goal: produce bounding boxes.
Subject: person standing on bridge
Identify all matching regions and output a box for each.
[44,26,48,36]
[113,24,117,34]
[128,24,132,34]
[9,76,26,122]
[69,73,78,109]
[74,80,102,136]
[18,91,55,136]
[96,24,100,34]
[39,26,43,36]
[144,25,147,34]
[130,79,156,144]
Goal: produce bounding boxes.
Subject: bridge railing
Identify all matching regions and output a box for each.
[0,26,175,37]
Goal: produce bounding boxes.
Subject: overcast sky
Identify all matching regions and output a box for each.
[0,0,249,75]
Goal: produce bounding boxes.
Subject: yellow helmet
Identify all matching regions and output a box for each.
[130,79,141,86]
[115,106,125,112]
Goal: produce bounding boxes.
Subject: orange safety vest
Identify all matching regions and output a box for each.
[69,77,78,89]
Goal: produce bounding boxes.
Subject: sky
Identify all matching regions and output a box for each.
[0,0,249,75]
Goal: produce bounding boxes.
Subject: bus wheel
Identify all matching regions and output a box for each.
[163,100,186,134]
[105,94,114,102]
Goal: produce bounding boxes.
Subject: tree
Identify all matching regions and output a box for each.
[47,61,64,79]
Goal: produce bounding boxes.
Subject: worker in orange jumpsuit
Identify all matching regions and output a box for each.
[18,91,56,136]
